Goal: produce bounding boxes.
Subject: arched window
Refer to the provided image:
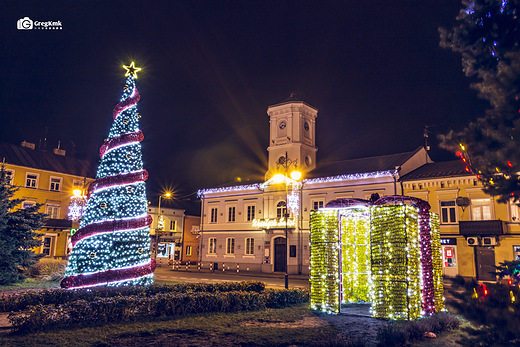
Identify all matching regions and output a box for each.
[226,237,235,254]
[277,201,287,219]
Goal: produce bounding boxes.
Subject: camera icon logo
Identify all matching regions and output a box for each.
[17,17,33,30]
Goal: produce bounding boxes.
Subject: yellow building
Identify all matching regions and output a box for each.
[182,215,201,263]
[1,141,95,258]
[402,160,520,281]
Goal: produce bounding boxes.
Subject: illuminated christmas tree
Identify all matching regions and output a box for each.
[61,62,155,289]
[439,0,520,203]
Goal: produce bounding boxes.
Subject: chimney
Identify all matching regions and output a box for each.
[53,141,66,156]
[21,141,35,149]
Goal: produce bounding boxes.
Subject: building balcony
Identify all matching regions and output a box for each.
[459,220,507,236]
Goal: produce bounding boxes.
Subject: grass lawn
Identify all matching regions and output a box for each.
[0,278,179,294]
[0,304,352,347]
[0,279,60,292]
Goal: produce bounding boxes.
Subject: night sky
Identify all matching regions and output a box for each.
[1,1,488,207]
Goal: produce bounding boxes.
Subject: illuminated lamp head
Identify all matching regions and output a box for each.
[73,189,82,197]
[272,174,285,184]
[290,170,302,181]
[164,192,172,198]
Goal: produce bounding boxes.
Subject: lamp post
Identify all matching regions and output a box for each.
[274,152,302,289]
[154,192,171,262]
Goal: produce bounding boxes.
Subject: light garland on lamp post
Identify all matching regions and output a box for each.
[272,151,302,289]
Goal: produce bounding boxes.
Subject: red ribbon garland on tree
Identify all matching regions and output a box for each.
[71,214,153,246]
[99,130,144,158]
[112,88,140,120]
[87,169,149,198]
[60,259,156,289]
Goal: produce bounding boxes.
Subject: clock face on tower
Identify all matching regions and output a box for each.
[279,121,286,130]
[304,122,309,131]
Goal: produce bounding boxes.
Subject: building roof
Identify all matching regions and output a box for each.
[268,93,318,111]
[309,147,423,178]
[401,160,471,180]
[0,142,96,178]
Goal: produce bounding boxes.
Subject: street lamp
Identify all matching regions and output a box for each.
[275,152,302,289]
[154,192,171,262]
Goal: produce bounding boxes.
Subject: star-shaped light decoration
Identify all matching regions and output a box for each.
[123,61,142,78]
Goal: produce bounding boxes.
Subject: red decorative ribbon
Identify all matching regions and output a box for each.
[60,259,156,289]
[99,130,144,158]
[112,88,140,120]
[87,170,148,198]
[72,214,153,246]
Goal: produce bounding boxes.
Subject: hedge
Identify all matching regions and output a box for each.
[8,288,309,332]
[0,281,266,312]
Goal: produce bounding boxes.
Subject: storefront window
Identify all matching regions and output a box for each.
[443,247,456,267]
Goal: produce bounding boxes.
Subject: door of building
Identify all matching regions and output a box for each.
[476,246,496,281]
[442,246,458,277]
[274,237,286,272]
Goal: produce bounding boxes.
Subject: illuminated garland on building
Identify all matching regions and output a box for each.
[61,63,154,289]
[309,196,444,320]
[197,171,394,197]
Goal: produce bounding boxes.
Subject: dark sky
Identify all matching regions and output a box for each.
[1,0,488,206]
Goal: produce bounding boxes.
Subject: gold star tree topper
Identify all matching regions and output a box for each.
[123,62,142,78]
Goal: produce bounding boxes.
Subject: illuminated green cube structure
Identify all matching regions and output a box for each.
[309,196,444,319]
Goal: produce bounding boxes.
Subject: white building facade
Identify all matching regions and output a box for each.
[198,96,431,274]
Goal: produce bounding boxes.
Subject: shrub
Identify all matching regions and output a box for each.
[27,258,67,280]
[0,280,267,312]
[376,312,461,346]
[7,287,308,332]
[376,323,409,347]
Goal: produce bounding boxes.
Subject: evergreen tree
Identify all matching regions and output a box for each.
[449,276,520,346]
[439,0,520,203]
[0,165,46,285]
[61,62,155,289]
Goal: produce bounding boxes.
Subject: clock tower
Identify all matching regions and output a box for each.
[266,94,318,179]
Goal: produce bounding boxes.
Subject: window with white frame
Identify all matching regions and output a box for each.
[246,205,256,221]
[46,205,60,219]
[440,201,457,224]
[170,220,176,230]
[226,237,235,254]
[22,201,36,209]
[49,177,62,191]
[25,173,38,188]
[210,208,218,223]
[312,200,324,210]
[41,235,56,256]
[208,238,217,254]
[5,169,14,185]
[228,206,236,222]
[186,245,192,256]
[277,201,286,219]
[245,238,254,255]
[471,198,492,221]
[511,201,520,222]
